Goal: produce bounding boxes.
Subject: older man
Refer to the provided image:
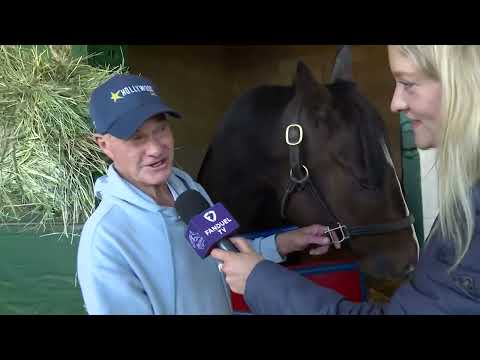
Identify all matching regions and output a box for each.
[77,74,330,315]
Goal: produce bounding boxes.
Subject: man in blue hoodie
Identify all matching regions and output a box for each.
[77,74,331,315]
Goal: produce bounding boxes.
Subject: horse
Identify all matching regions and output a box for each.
[197,46,419,297]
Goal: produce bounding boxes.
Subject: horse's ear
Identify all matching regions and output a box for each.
[330,45,353,83]
[294,60,322,96]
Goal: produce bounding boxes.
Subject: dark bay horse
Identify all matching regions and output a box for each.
[197,46,419,294]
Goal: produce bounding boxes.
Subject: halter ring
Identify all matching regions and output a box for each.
[290,165,309,183]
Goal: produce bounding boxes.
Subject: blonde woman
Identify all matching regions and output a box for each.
[211,45,480,314]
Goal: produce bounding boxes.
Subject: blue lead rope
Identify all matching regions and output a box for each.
[241,225,299,239]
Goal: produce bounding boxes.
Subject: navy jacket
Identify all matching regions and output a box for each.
[245,189,480,314]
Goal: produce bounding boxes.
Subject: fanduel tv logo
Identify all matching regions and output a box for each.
[186,203,239,258]
[203,211,217,222]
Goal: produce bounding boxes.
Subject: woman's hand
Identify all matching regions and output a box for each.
[210,237,263,295]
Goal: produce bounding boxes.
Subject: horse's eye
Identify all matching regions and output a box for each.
[311,106,328,128]
[314,106,327,118]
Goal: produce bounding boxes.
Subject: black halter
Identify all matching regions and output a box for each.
[280,103,414,245]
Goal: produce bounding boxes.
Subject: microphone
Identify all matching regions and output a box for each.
[175,189,240,258]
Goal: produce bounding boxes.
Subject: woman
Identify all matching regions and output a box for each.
[211,45,480,314]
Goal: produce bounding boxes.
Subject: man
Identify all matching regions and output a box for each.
[77,74,330,315]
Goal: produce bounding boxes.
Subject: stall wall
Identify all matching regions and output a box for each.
[127,45,401,178]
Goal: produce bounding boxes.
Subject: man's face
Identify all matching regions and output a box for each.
[96,114,175,190]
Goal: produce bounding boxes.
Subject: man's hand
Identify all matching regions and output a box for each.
[275,224,339,257]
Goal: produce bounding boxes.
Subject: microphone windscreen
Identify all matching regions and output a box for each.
[175,189,210,224]
[175,189,240,258]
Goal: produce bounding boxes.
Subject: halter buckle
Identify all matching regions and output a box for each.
[323,223,350,247]
[285,124,303,146]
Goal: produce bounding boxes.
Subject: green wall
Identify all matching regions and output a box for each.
[0,231,85,314]
[72,45,126,68]
[400,113,424,247]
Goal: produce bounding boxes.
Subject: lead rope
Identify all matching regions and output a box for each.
[380,138,420,261]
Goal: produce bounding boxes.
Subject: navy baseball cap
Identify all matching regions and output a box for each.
[89,74,181,139]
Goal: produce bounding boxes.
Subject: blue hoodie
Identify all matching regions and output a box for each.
[77,165,284,315]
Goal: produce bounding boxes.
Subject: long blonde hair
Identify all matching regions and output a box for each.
[397,45,480,269]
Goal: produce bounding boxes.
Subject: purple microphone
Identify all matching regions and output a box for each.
[175,190,240,258]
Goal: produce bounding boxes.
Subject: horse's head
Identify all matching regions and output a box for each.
[276,47,418,281]
[197,46,419,282]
